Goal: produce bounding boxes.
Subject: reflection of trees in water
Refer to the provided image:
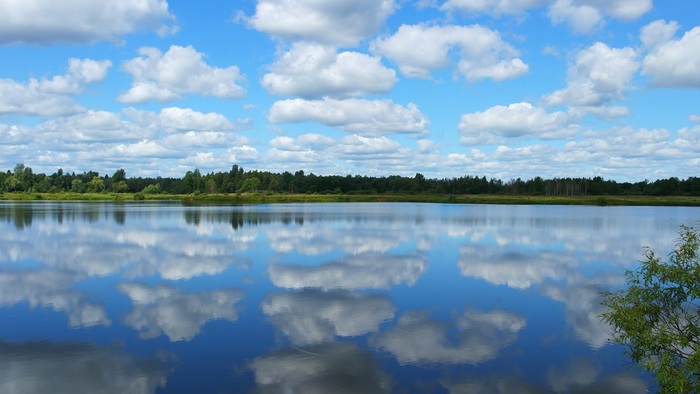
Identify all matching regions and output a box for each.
[0,202,121,228]
[0,203,33,229]
[183,209,307,230]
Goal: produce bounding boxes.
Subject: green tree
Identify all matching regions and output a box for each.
[86,176,105,193]
[240,177,261,193]
[601,225,700,393]
[112,168,126,183]
[71,179,86,193]
[142,183,161,194]
[112,180,128,193]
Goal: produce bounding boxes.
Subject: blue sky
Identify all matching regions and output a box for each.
[0,0,699,181]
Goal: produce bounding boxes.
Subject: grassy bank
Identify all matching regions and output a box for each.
[2,192,700,206]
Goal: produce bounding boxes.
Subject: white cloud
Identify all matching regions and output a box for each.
[261,42,397,98]
[335,134,404,156]
[440,0,547,17]
[268,98,429,136]
[0,125,32,145]
[157,107,236,131]
[0,0,176,45]
[372,24,528,81]
[0,58,111,116]
[118,45,245,103]
[247,0,397,46]
[642,25,700,87]
[38,110,146,142]
[458,102,579,142]
[640,20,679,50]
[548,0,651,34]
[543,42,638,116]
[120,283,244,341]
[220,146,260,164]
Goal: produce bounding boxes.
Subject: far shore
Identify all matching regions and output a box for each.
[2,192,700,207]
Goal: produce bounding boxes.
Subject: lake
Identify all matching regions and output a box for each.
[1,201,698,393]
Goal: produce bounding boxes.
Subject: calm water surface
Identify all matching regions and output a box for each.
[1,201,699,393]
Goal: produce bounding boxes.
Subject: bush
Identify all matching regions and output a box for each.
[601,225,700,393]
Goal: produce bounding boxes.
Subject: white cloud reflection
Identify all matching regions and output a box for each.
[262,289,395,345]
[0,340,169,394]
[119,283,244,341]
[439,362,648,393]
[250,342,391,393]
[0,270,110,328]
[268,253,427,290]
[372,309,525,365]
[458,246,576,289]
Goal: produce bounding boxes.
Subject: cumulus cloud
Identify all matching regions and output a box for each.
[371,24,528,81]
[371,309,525,365]
[642,24,700,87]
[38,110,148,142]
[548,0,651,34]
[440,0,547,17]
[261,42,397,98]
[0,341,169,393]
[543,42,638,117]
[0,0,176,45]
[155,107,237,131]
[640,19,679,50]
[458,102,579,143]
[251,343,391,393]
[118,45,245,103]
[268,98,429,136]
[262,289,395,345]
[268,253,427,290]
[0,58,111,116]
[119,283,244,341]
[246,0,397,46]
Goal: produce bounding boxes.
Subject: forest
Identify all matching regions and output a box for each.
[1,163,700,197]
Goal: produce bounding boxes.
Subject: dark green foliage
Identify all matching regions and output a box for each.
[601,225,700,393]
[3,163,700,198]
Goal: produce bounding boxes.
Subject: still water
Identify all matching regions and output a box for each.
[1,201,698,393]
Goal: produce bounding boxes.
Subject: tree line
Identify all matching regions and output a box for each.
[1,163,700,196]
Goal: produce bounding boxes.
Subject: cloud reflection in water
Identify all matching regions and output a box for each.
[262,289,395,345]
[268,253,427,290]
[0,340,169,394]
[372,309,526,365]
[119,283,244,341]
[250,342,391,394]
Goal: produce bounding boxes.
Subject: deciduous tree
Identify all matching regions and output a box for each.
[601,225,700,393]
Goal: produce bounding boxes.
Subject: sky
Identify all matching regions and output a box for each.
[0,0,699,182]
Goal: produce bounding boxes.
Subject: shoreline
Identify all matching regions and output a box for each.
[2,192,700,206]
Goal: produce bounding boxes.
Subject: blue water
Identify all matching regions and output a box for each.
[2,201,697,393]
